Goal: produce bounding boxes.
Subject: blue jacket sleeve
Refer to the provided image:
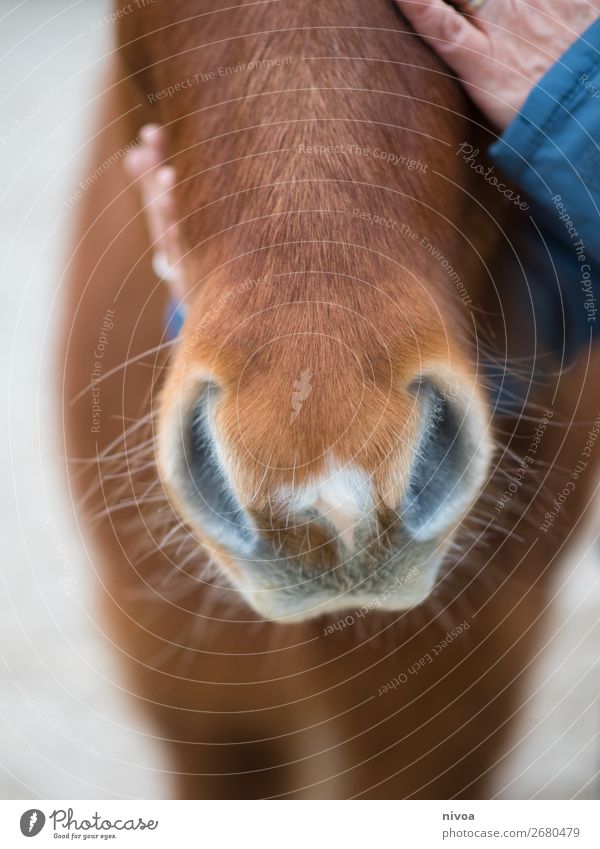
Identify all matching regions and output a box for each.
[488,17,600,360]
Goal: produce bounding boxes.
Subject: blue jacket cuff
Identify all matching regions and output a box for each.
[489,17,600,193]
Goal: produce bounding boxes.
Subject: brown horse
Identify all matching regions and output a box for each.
[60,0,599,798]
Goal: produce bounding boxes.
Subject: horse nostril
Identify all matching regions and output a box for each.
[401,379,489,541]
[180,384,258,553]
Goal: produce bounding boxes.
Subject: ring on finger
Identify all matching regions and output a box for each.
[452,0,489,13]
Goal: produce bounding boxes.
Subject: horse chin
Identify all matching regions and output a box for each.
[208,543,444,624]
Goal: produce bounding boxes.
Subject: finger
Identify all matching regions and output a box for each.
[139,123,166,159]
[142,168,174,248]
[395,0,487,71]
[148,167,181,262]
[133,142,170,221]
[125,124,165,180]
[152,166,186,296]
[123,146,147,181]
[154,167,177,246]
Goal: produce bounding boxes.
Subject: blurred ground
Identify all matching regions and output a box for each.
[0,0,598,799]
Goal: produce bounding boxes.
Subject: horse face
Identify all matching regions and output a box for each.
[121,1,497,622]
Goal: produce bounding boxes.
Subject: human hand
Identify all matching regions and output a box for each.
[124,124,186,301]
[395,0,600,129]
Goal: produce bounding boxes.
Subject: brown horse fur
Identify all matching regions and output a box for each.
[60,0,600,797]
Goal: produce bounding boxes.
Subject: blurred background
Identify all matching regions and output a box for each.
[0,0,598,799]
